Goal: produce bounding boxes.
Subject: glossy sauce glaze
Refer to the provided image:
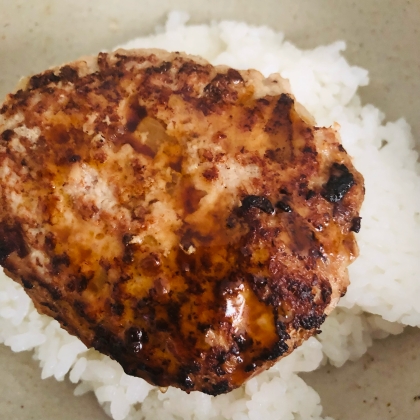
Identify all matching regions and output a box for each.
[0,49,364,394]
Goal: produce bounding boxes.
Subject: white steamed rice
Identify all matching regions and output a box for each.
[0,11,419,420]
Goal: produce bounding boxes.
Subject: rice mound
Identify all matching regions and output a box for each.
[0,11,419,420]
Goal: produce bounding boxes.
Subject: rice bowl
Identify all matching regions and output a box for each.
[0,5,419,420]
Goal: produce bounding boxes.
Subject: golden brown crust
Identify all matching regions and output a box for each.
[0,49,364,394]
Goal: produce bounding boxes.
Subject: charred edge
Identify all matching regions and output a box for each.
[275,320,291,341]
[59,66,79,83]
[260,340,289,361]
[226,68,244,84]
[21,277,34,290]
[287,280,314,302]
[350,216,362,233]
[293,313,326,330]
[145,61,172,75]
[178,373,195,390]
[209,380,230,395]
[244,362,257,372]
[275,200,292,213]
[241,195,274,214]
[93,325,125,358]
[97,52,109,71]
[40,301,57,313]
[28,70,61,90]
[322,163,355,203]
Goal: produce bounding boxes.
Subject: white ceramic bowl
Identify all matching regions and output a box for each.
[0,2,419,419]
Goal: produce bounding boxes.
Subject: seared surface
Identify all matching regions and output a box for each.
[0,49,364,394]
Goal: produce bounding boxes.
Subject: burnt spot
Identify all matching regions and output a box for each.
[1,129,14,141]
[68,154,81,163]
[111,302,125,316]
[215,366,226,377]
[122,233,136,264]
[178,61,211,76]
[51,253,70,275]
[125,326,149,353]
[66,279,76,292]
[322,163,355,203]
[40,301,57,313]
[244,362,257,372]
[276,200,292,213]
[44,232,56,251]
[226,68,244,85]
[21,277,34,290]
[126,97,148,132]
[350,216,362,233]
[203,71,240,104]
[260,340,289,361]
[50,286,62,300]
[97,52,110,71]
[202,166,219,181]
[0,221,29,263]
[287,280,313,302]
[226,215,237,229]
[293,313,326,330]
[28,70,61,90]
[303,146,317,155]
[167,301,181,323]
[338,144,346,153]
[211,380,230,395]
[179,374,195,390]
[306,190,316,200]
[145,61,172,75]
[59,66,79,83]
[320,282,332,304]
[275,321,291,341]
[241,195,275,214]
[179,362,200,377]
[169,156,183,172]
[155,318,169,332]
[93,325,125,358]
[73,300,87,318]
[250,275,272,304]
[264,94,294,160]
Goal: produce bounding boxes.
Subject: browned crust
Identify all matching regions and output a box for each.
[0,49,364,394]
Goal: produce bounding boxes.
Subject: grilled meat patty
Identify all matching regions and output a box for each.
[0,49,364,395]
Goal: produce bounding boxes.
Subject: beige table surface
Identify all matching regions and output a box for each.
[0,1,419,419]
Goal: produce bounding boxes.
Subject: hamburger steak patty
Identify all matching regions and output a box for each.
[0,49,364,394]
